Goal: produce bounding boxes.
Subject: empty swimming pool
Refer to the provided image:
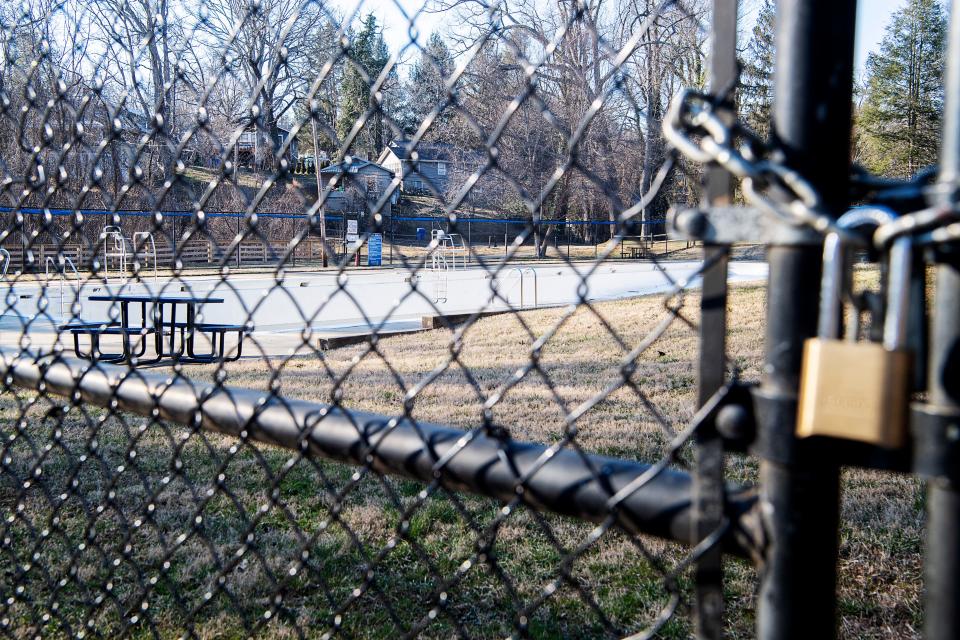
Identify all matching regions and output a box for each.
[2,260,768,338]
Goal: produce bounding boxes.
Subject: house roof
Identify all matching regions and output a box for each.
[238,124,292,135]
[320,157,393,175]
[75,101,151,135]
[379,140,454,163]
[117,108,151,133]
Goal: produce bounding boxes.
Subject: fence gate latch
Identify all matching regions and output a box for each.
[669,206,822,246]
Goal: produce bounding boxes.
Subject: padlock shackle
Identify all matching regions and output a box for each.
[836,206,899,233]
[818,233,846,339]
[817,207,898,340]
[883,237,912,350]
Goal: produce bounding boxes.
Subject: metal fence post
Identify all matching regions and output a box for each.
[923,2,960,638]
[755,1,858,638]
[924,267,960,640]
[692,1,737,637]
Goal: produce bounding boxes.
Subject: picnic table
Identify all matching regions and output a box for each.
[60,293,248,363]
[619,237,648,259]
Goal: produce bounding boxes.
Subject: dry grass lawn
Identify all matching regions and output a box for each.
[0,273,923,638]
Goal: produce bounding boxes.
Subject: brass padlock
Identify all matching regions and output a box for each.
[796,207,912,448]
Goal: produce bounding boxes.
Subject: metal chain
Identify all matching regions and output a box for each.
[663,90,839,233]
[663,89,960,250]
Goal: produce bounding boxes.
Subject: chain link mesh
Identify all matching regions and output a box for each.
[0,0,761,637]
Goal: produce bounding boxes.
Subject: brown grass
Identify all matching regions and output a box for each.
[0,276,924,638]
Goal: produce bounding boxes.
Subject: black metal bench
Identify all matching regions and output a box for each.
[166,322,249,362]
[58,321,158,362]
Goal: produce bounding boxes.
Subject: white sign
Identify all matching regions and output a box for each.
[347,220,358,235]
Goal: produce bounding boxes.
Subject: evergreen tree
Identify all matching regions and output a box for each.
[858,0,946,177]
[406,32,455,138]
[337,14,391,158]
[741,0,775,138]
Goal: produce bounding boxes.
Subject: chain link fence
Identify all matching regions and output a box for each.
[0,0,757,636]
[0,0,956,638]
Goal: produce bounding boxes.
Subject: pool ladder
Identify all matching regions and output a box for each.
[508,267,538,309]
[430,230,464,304]
[45,255,81,319]
[102,227,158,285]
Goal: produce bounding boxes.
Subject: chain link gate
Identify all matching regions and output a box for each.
[0,0,956,638]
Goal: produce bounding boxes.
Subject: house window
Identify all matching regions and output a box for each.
[412,179,422,190]
[437,162,447,176]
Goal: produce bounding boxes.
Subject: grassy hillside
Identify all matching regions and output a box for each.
[0,281,922,638]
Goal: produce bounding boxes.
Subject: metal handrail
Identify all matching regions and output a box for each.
[446,232,466,269]
[508,266,538,309]
[132,231,158,285]
[44,255,81,318]
[102,225,127,283]
[101,228,158,285]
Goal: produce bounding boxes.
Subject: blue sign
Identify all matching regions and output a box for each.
[368,233,382,267]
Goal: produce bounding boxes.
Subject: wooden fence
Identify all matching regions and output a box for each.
[1,238,329,272]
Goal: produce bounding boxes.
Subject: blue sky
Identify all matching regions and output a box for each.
[855,0,908,75]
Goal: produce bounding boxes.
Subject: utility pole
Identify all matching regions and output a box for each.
[234,141,240,268]
[311,115,329,268]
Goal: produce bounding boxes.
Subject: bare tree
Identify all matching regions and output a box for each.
[433,0,707,242]
[197,0,321,172]
[83,0,193,182]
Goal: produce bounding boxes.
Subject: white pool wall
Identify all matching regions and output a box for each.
[4,261,769,333]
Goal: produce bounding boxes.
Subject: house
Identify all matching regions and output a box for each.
[319,157,397,216]
[236,125,298,167]
[51,102,154,181]
[377,140,455,195]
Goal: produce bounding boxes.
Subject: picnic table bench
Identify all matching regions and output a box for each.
[58,320,156,362]
[619,237,649,259]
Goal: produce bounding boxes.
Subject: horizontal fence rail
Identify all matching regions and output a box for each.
[0,348,759,557]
